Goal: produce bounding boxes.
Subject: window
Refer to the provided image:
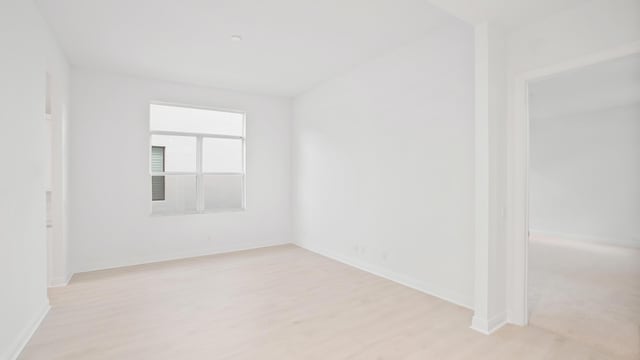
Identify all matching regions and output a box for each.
[149,103,245,215]
[151,146,165,201]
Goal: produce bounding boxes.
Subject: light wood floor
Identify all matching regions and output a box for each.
[21,245,631,359]
[529,236,640,359]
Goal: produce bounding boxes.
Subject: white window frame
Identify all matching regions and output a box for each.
[149,102,246,215]
[151,146,166,202]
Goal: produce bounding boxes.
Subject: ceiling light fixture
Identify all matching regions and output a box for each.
[231,35,243,41]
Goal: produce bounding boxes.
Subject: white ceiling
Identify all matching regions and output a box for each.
[426,0,590,29]
[37,0,459,96]
[529,53,640,119]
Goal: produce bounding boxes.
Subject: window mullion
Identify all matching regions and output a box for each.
[242,138,246,209]
[196,135,204,212]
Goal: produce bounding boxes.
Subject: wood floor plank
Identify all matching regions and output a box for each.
[19,245,631,359]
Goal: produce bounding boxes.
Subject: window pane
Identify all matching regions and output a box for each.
[204,175,243,210]
[151,146,165,172]
[151,176,165,201]
[151,175,197,214]
[151,135,196,172]
[150,104,244,136]
[202,138,243,173]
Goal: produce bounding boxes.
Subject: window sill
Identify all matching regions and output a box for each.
[150,208,246,217]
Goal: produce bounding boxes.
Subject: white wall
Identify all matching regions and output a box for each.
[0,0,70,358]
[530,103,640,247]
[69,69,291,273]
[292,22,475,307]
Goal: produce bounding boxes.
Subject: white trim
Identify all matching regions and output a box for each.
[150,130,244,140]
[473,22,492,332]
[150,171,196,176]
[151,172,244,176]
[529,230,640,249]
[296,243,473,311]
[4,301,50,360]
[196,135,204,211]
[73,242,290,274]
[150,100,246,116]
[149,208,245,217]
[508,41,640,326]
[48,273,74,288]
[148,103,247,215]
[202,172,244,176]
[518,42,640,84]
[470,312,508,335]
[508,71,530,326]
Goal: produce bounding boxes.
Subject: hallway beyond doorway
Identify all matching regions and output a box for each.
[529,235,640,359]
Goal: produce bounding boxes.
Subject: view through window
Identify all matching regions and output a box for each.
[149,103,245,214]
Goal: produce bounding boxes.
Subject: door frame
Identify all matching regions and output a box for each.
[508,41,640,326]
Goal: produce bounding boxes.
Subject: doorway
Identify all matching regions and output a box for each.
[44,72,68,287]
[524,53,640,358]
[45,74,54,285]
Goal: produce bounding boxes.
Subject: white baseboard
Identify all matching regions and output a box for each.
[506,310,527,327]
[74,241,292,274]
[3,301,50,360]
[470,312,507,335]
[49,273,74,288]
[295,243,473,310]
[529,230,639,249]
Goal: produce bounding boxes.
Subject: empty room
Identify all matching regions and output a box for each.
[527,54,640,358]
[1,0,639,359]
